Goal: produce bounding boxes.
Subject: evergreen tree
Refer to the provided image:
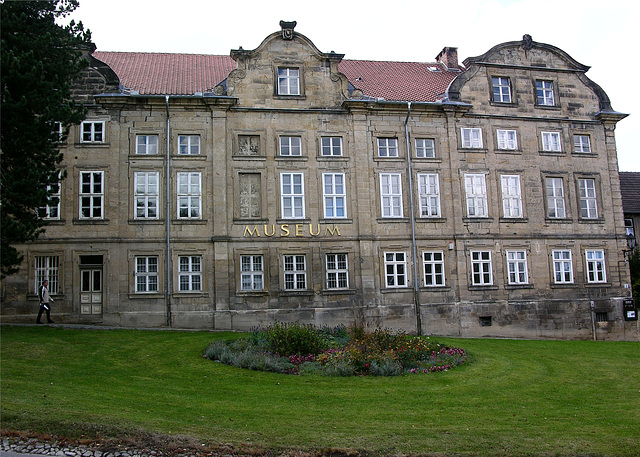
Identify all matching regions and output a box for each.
[1,0,91,276]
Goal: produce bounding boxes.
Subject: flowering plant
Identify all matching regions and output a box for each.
[204,323,468,376]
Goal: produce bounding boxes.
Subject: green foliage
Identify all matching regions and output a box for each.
[206,323,466,376]
[0,0,91,276]
[254,322,330,356]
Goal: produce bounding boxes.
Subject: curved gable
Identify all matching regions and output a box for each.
[446,35,615,113]
[223,21,350,108]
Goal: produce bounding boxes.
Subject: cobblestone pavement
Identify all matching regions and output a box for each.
[1,436,243,457]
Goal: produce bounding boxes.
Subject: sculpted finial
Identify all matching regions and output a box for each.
[523,34,533,50]
[280,20,297,40]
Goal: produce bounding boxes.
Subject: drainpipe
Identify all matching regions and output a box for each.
[590,300,596,341]
[165,96,172,327]
[404,102,422,335]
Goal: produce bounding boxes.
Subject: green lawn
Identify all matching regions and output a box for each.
[1,326,638,456]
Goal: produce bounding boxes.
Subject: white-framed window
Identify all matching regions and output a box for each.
[501,175,522,218]
[177,172,201,219]
[506,250,528,285]
[541,132,562,152]
[384,252,407,288]
[464,173,488,217]
[81,121,104,143]
[283,254,306,290]
[380,173,403,218]
[326,253,348,289]
[278,67,300,96]
[573,135,591,153]
[415,138,435,158]
[423,251,445,287]
[39,176,61,220]
[279,136,302,156]
[135,256,158,293]
[53,122,64,142]
[241,255,264,291]
[578,178,598,219]
[418,173,440,217]
[178,255,202,292]
[377,138,398,157]
[178,135,200,155]
[471,251,493,285]
[497,129,518,150]
[35,255,60,294]
[79,171,104,219]
[134,172,159,219]
[552,250,573,284]
[461,128,483,149]
[281,172,305,219]
[323,173,346,218]
[492,77,511,103]
[321,137,342,156]
[536,80,555,106]
[545,177,566,218]
[136,135,159,155]
[585,250,606,283]
[625,218,635,237]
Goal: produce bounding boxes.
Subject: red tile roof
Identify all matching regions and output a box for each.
[92,51,461,102]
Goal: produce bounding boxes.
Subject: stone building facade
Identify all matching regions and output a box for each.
[2,23,637,340]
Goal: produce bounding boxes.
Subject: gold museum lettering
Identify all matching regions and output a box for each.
[243,224,341,237]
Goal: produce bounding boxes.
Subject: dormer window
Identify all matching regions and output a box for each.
[491,77,511,103]
[278,67,300,95]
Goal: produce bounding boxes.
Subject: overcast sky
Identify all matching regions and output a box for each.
[67,0,637,171]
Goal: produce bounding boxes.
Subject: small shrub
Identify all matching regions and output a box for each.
[264,322,328,357]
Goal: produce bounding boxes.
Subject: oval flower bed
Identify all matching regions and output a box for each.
[204,323,468,376]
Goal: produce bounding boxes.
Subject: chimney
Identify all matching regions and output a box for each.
[436,47,459,70]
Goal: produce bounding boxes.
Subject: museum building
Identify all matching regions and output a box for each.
[2,22,637,340]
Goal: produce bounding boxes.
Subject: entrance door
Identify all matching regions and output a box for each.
[80,268,102,314]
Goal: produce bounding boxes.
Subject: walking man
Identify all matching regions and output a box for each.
[37,279,55,324]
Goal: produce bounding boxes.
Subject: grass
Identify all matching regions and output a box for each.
[1,325,639,456]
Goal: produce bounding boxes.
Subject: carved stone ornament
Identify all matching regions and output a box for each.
[280,20,297,40]
[523,34,533,50]
[213,85,225,96]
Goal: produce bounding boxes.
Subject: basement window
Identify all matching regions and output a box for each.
[479,316,492,327]
[595,312,608,323]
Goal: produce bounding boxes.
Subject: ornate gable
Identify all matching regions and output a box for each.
[222,21,349,108]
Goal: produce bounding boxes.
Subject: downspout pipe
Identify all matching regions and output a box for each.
[165,95,172,327]
[404,102,422,335]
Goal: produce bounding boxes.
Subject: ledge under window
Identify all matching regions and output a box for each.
[578,218,605,224]
[463,217,494,223]
[172,219,208,225]
[585,282,611,288]
[416,217,446,223]
[459,148,487,153]
[129,219,164,225]
[236,290,269,297]
[280,290,314,297]
[545,218,573,224]
[381,287,413,293]
[319,218,353,224]
[73,219,109,225]
[377,217,410,223]
[505,284,534,290]
[499,217,528,223]
[468,285,499,291]
[129,293,164,299]
[320,288,356,296]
